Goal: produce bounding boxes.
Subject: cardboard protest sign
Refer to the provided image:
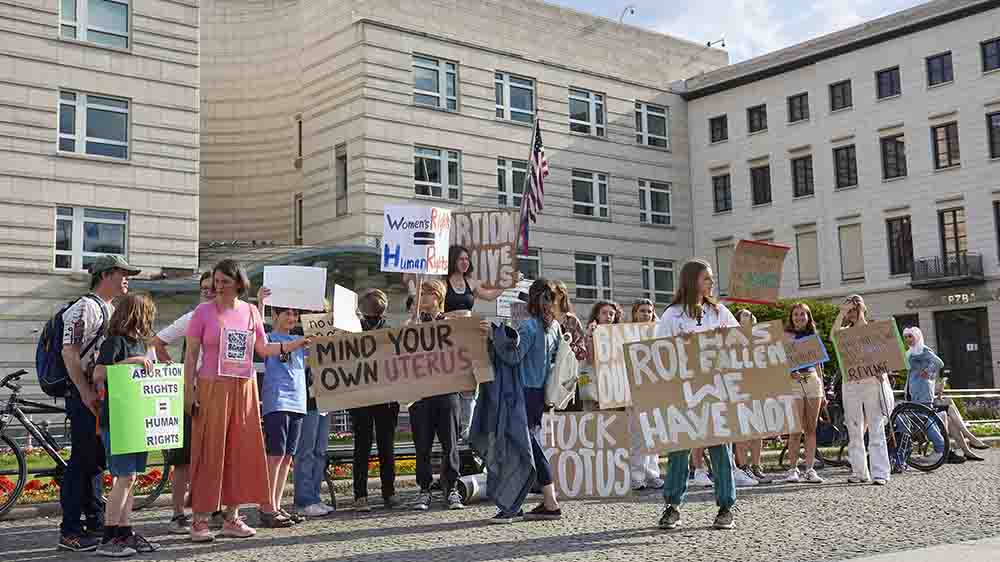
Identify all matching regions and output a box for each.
[106,363,184,455]
[308,316,491,411]
[541,412,630,498]
[624,320,800,453]
[451,210,520,290]
[592,322,657,409]
[832,320,906,383]
[784,334,830,371]
[727,240,790,304]
[263,266,327,311]
[382,205,451,275]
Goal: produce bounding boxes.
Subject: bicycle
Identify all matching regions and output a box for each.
[0,370,170,519]
[778,386,850,470]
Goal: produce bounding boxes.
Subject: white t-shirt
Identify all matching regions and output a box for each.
[61,295,114,376]
[156,309,202,368]
[655,302,739,338]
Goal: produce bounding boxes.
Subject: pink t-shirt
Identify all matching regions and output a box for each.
[186,301,267,380]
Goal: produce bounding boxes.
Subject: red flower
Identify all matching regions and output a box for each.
[24,480,43,492]
[0,476,15,493]
[102,474,113,488]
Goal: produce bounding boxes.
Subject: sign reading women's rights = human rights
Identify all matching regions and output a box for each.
[624,321,800,453]
[542,412,631,498]
[106,363,184,454]
[382,205,451,275]
[308,316,491,411]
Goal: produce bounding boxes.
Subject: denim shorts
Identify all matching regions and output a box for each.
[263,411,305,456]
[102,431,149,477]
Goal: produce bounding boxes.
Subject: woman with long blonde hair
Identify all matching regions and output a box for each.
[654,259,740,530]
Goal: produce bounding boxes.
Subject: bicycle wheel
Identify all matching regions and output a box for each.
[890,402,949,472]
[0,435,27,519]
[133,462,170,510]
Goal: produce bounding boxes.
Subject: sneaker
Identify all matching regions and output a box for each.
[189,520,215,542]
[691,468,713,487]
[946,451,967,464]
[713,506,735,530]
[258,511,293,529]
[353,497,371,512]
[803,468,824,484]
[648,477,665,489]
[750,465,769,482]
[872,478,888,486]
[279,508,305,524]
[121,533,159,553]
[168,514,191,535]
[489,509,524,524]
[413,490,432,511]
[383,495,402,509]
[847,475,870,484]
[658,504,681,530]
[630,480,646,492]
[922,452,943,465]
[301,503,331,517]
[221,517,257,538]
[95,538,137,558]
[57,534,100,552]
[733,467,759,487]
[447,489,466,510]
[784,468,801,483]
[524,503,562,521]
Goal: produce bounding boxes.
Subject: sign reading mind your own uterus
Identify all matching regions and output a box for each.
[381,205,451,275]
[624,321,801,453]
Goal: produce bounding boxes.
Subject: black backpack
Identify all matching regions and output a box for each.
[34,295,108,397]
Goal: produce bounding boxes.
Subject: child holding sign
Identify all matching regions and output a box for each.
[92,294,160,557]
[260,306,310,528]
[654,259,740,531]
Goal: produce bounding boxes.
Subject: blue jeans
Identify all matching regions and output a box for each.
[916,402,946,453]
[60,391,105,535]
[293,411,330,508]
[663,444,736,509]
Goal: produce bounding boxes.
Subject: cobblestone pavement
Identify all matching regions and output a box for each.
[3,450,998,562]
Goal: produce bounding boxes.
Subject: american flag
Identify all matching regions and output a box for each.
[519,120,548,254]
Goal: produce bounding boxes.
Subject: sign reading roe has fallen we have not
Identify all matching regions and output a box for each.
[624,321,800,453]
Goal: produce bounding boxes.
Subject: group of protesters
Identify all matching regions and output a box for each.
[54,249,992,555]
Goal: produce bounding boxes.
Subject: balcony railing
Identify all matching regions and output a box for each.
[911,252,985,288]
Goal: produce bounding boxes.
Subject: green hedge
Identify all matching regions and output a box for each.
[732,299,842,385]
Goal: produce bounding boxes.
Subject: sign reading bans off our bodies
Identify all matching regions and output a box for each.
[624,321,800,453]
[106,363,185,455]
[592,322,656,409]
[451,210,520,290]
[833,320,906,382]
[308,317,492,411]
[542,412,631,498]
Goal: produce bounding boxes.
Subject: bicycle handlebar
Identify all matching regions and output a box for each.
[1,370,27,390]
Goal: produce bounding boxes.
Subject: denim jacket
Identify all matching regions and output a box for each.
[511,316,561,389]
[469,323,536,515]
[906,348,944,403]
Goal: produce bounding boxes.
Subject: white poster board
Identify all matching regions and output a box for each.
[262,266,327,311]
[381,205,451,275]
[495,279,534,319]
[332,284,362,333]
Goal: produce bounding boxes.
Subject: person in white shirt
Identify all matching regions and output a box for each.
[654,259,740,531]
[150,272,213,534]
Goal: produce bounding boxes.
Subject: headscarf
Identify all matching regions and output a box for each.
[903,326,925,358]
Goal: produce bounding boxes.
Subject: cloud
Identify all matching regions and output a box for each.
[649,0,920,63]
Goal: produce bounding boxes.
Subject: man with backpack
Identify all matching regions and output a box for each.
[51,255,139,551]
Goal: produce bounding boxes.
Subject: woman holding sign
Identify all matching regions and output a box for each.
[831,295,892,486]
[183,260,313,541]
[781,303,826,484]
[654,259,740,531]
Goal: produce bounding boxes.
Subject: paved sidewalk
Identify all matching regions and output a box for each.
[2,449,997,562]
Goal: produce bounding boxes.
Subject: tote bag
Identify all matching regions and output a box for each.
[545,332,579,410]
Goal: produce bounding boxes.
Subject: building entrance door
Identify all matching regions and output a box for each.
[933,307,992,388]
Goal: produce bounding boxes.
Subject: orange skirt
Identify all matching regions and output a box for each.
[189,377,269,514]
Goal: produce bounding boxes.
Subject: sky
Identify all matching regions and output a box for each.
[547,0,930,63]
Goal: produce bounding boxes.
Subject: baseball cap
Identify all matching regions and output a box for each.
[89,254,141,276]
